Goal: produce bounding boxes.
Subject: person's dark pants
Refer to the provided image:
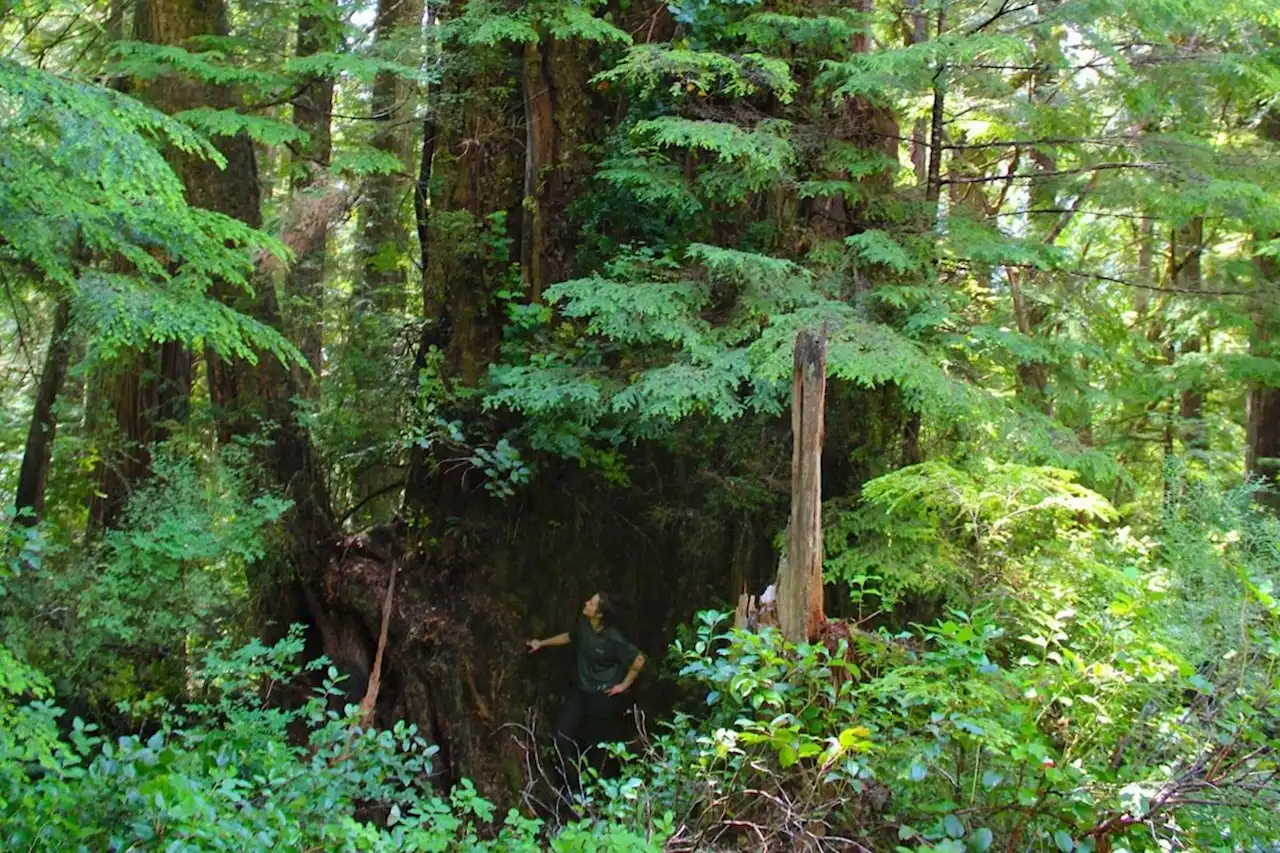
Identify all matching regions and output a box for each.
[553,687,621,791]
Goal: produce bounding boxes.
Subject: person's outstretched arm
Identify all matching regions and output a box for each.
[606,652,646,695]
[526,632,570,652]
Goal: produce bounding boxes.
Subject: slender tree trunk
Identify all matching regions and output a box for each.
[1248,112,1280,504]
[1133,217,1154,319]
[1247,245,1279,502]
[906,0,930,186]
[1007,34,1065,416]
[15,297,73,524]
[925,82,945,205]
[778,329,827,644]
[1009,265,1050,414]
[1173,218,1206,450]
[411,119,440,378]
[924,6,946,206]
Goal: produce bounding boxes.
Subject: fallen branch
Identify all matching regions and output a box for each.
[357,563,398,728]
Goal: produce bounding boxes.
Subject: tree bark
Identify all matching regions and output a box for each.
[778,328,827,643]
[15,297,72,524]
[1006,33,1069,416]
[906,0,930,186]
[1133,216,1154,319]
[423,46,525,383]
[1247,250,1279,503]
[90,340,191,528]
[1247,112,1280,505]
[924,8,946,206]
[287,0,338,393]
[520,39,555,301]
[1172,218,1206,450]
[123,0,343,665]
[90,0,231,528]
[356,0,423,314]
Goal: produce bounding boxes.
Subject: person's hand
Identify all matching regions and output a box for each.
[606,682,629,696]
[526,639,542,653]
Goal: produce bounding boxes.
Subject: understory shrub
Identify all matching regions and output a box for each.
[578,467,1280,852]
[0,626,665,852]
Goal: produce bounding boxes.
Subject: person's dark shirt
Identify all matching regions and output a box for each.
[571,616,640,693]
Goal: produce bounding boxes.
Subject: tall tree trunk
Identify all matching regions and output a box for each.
[1008,26,1064,416]
[1172,217,1206,450]
[90,341,191,528]
[15,297,72,524]
[517,33,599,298]
[1133,216,1154,319]
[520,40,554,301]
[89,0,225,527]
[924,6,946,206]
[423,45,524,383]
[1245,255,1278,495]
[356,0,423,314]
[1247,112,1280,505]
[346,0,423,518]
[124,0,347,672]
[287,0,338,394]
[808,0,898,247]
[905,0,930,186]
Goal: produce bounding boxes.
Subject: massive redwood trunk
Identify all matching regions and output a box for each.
[519,35,594,299]
[89,341,191,528]
[90,0,253,527]
[421,46,524,383]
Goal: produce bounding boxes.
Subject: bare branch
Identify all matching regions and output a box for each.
[941,162,1164,185]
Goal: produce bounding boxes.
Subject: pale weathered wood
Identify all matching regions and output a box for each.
[777,328,827,642]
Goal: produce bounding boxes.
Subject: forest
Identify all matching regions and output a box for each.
[2,0,1280,849]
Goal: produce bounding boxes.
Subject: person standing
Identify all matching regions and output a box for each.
[526,592,645,764]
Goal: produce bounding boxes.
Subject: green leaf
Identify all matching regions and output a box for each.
[970,828,994,852]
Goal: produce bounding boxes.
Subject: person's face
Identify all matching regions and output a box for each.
[582,594,601,618]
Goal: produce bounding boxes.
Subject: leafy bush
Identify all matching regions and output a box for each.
[824,459,1119,609]
[0,626,664,852]
[1,440,290,712]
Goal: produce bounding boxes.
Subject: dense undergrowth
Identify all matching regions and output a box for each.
[4,459,1279,852]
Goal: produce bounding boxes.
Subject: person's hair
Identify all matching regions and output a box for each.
[594,592,613,623]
